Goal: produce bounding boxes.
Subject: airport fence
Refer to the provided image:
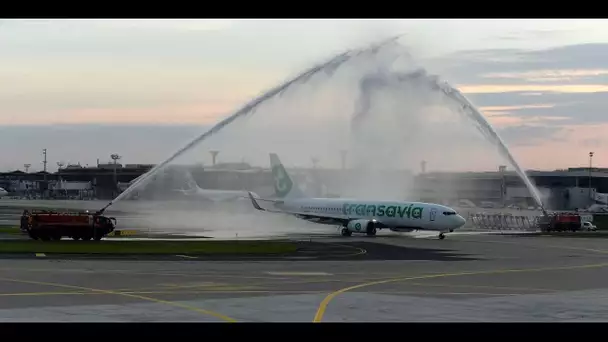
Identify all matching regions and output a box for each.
[467,213,540,232]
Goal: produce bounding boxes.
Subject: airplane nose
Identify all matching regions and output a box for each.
[455,215,466,228]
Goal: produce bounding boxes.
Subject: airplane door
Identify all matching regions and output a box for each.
[430,208,437,221]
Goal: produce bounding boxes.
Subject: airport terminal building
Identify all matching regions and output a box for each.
[1,161,607,211]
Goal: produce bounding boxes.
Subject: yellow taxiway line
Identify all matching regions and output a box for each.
[313,261,608,322]
[0,276,237,322]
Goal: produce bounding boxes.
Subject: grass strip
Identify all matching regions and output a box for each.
[0,227,21,235]
[0,240,298,255]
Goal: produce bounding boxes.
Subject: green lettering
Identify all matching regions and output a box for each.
[386,206,396,217]
[377,205,386,216]
[356,204,366,216]
[412,207,423,219]
[397,204,412,218]
[366,205,376,216]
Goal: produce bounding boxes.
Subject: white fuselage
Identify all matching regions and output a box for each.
[0,188,7,197]
[277,197,466,232]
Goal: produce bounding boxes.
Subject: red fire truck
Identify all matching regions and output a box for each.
[539,212,582,232]
[20,209,116,241]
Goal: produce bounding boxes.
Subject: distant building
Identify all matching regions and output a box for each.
[2,160,607,209]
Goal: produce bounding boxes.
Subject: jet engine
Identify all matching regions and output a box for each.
[342,219,377,236]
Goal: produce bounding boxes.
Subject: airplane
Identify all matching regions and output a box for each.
[173,171,249,202]
[246,153,467,239]
[0,187,7,198]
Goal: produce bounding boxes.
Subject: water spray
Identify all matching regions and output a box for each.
[350,67,547,216]
[96,36,404,213]
[97,35,548,222]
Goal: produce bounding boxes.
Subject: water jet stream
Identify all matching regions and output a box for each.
[97,36,403,214]
[350,69,546,214]
[99,36,545,219]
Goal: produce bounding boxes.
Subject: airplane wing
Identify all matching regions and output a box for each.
[247,192,348,225]
[247,192,284,213]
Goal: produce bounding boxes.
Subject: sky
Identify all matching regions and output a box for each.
[1,18,608,172]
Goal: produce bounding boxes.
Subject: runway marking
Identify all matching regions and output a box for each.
[160,282,222,288]
[406,282,559,293]
[454,237,608,255]
[110,277,383,293]
[325,242,368,258]
[0,276,237,322]
[35,253,45,257]
[175,255,198,259]
[0,267,296,281]
[372,291,522,296]
[265,272,333,276]
[0,291,93,297]
[312,261,608,322]
[0,289,524,298]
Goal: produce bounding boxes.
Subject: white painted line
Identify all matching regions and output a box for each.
[175,255,198,259]
[35,253,46,257]
[265,272,332,276]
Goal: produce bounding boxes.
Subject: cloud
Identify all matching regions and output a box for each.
[90,19,235,32]
[418,44,608,132]
[495,29,573,42]
[480,69,608,83]
[4,19,235,34]
[2,25,608,171]
[497,125,566,146]
[461,84,608,94]
[581,138,605,148]
[418,43,608,155]
[465,91,608,125]
[433,43,608,84]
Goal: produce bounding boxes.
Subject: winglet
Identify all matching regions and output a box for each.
[248,191,265,211]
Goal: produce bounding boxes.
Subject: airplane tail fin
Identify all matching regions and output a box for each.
[269,153,305,199]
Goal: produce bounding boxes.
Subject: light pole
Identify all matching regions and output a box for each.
[210,151,219,166]
[57,162,65,198]
[589,152,594,201]
[42,149,47,173]
[23,164,30,173]
[42,149,47,198]
[111,154,121,196]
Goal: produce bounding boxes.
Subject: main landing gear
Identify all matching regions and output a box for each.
[340,228,352,237]
[339,225,377,237]
[438,233,445,240]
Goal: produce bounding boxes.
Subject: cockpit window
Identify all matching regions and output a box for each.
[443,211,457,216]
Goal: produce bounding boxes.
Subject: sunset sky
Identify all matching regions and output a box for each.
[1,19,607,172]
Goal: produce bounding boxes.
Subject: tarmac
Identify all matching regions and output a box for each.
[0,232,608,322]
